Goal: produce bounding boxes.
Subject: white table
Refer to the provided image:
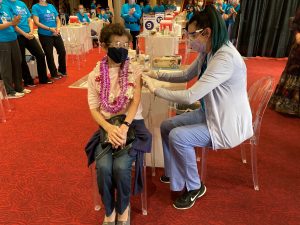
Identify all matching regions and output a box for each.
[141,76,186,168]
[144,34,179,57]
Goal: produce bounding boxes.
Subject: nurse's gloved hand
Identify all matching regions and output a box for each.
[142,75,157,93]
[142,69,158,79]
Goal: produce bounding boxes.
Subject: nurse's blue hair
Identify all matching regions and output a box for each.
[188,5,229,55]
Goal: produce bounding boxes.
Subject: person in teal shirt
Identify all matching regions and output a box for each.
[224,0,240,41]
[32,0,67,79]
[139,1,144,14]
[76,4,98,48]
[186,5,194,21]
[90,0,96,9]
[165,0,176,11]
[153,0,165,13]
[90,0,96,17]
[143,0,152,14]
[0,0,27,98]
[215,0,227,15]
[76,4,90,24]
[105,7,113,23]
[98,8,109,22]
[121,0,141,50]
[9,0,51,86]
[185,0,194,10]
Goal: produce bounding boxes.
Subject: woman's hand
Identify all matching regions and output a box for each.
[25,33,34,40]
[296,32,300,45]
[107,125,125,148]
[49,27,59,36]
[119,124,129,147]
[11,15,21,26]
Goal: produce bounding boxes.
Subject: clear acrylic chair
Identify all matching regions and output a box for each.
[60,27,86,70]
[91,153,148,215]
[200,76,275,191]
[90,24,102,54]
[0,81,13,123]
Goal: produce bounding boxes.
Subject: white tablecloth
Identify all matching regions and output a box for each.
[144,35,179,57]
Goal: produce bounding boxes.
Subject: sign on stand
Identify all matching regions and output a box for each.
[155,13,165,25]
[143,15,156,32]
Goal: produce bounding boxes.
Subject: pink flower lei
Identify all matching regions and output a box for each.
[99,56,130,114]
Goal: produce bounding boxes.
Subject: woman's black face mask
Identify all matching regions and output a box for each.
[107,47,128,64]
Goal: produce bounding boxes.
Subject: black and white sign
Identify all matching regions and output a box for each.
[155,13,165,24]
[143,15,156,31]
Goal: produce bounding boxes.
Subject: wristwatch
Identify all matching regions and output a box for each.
[122,121,131,127]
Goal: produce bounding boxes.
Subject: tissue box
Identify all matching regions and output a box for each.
[69,16,79,23]
[152,55,182,69]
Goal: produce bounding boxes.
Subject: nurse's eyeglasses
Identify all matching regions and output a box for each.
[108,42,130,49]
[185,29,205,40]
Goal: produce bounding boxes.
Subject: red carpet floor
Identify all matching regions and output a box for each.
[0,49,299,225]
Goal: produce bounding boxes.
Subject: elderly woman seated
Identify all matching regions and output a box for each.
[86,23,151,225]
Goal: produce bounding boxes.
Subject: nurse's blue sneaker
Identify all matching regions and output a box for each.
[173,182,206,210]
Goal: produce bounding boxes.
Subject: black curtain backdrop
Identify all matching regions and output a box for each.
[237,0,300,57]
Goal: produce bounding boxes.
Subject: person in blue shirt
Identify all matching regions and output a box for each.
[186,5,194,21]
[9,0,52,86]
[143,0,152,14]
[152,0,165,13]
[0,0,29,98]
[76,4,90,24]
[139,1,144,14]
[224,0,240,41]
[90,0,96,17]
[215,0,227,15]
[98,8,109,23]
[32,0,67,79]
[76,4,98,48]
[91,0,96,10]
[165,0,176,11]
[185,0,194,11]
[121,0,141,50]
[105,7,113,23]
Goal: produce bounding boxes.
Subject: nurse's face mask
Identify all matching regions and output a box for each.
[187,28,208,53]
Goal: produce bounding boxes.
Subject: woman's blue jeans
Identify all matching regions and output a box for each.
[95,144,135,216]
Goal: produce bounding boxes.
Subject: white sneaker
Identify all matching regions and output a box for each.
[7,92,25,99]
[22,88,32,94]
